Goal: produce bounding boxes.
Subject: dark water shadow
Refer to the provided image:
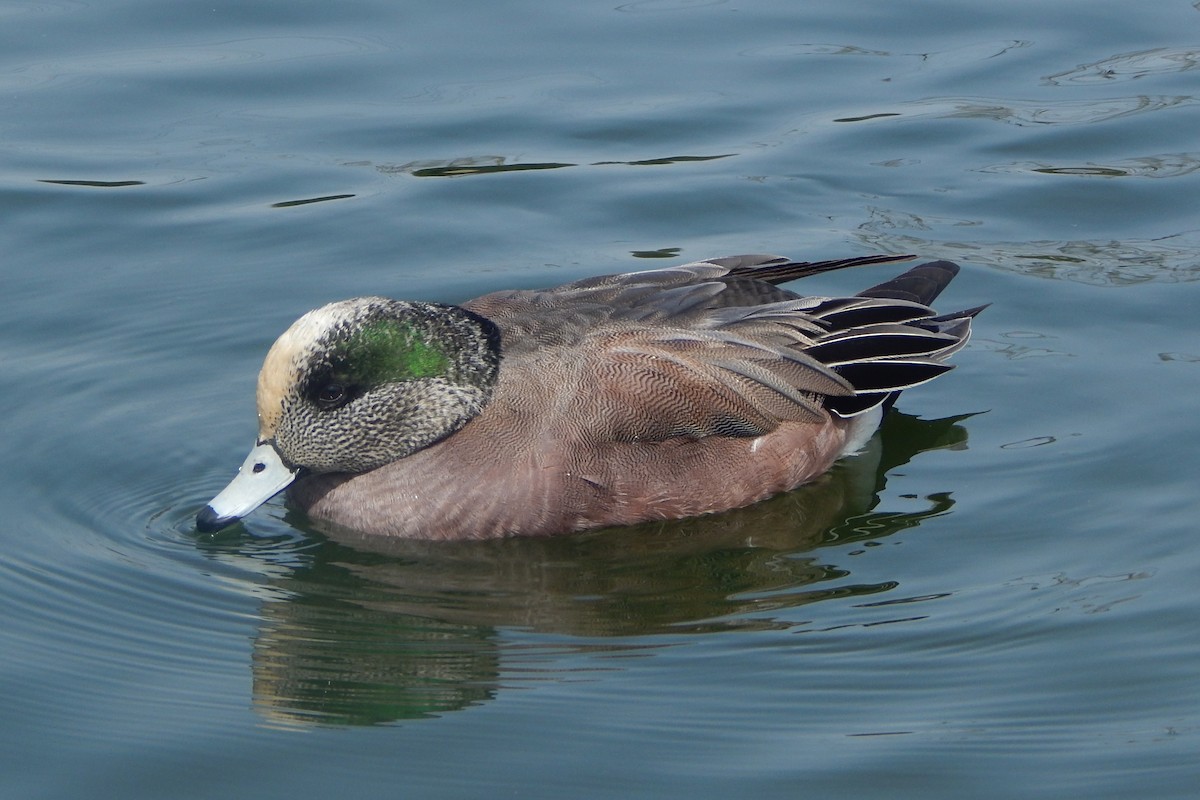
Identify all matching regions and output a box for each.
[376,153,733,178]
[194,411,973,726]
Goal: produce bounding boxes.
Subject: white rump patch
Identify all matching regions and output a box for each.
[839,405,884,457]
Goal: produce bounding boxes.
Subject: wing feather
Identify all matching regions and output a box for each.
[468,255,980,436]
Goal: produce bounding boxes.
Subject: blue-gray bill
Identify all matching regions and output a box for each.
[196,441,298,532]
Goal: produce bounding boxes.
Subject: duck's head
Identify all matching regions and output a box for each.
[196,297,500,533]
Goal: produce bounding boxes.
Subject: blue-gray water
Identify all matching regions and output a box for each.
[4,0,1199,797]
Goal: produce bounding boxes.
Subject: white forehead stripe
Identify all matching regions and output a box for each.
[255,301,368,437]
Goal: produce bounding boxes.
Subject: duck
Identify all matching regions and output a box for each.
[197,253,983,539]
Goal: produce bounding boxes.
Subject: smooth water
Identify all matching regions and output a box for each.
[3,0,1200,797]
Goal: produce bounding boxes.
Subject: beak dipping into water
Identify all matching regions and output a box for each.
[196,440,298,532]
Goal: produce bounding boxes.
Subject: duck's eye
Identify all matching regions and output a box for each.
[314,382,349,410]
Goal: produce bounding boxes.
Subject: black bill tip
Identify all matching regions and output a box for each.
[196,504,239,533]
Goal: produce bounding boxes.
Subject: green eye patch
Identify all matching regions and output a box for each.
[333,318,450,384]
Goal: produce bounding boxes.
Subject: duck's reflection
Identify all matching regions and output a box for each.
[203,411,971,726]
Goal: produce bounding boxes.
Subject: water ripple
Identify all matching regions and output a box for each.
[981,152,1200,179]
[1044,47,1200,85]
[855,209,1200,285]
[838,95,1196,127]
[742,42,892,58]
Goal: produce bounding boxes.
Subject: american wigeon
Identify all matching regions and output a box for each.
[197,254,982,539]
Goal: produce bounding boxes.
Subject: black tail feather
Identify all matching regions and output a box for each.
[857,260,961,306]
[807,259,982,418]
[717,253,917,285]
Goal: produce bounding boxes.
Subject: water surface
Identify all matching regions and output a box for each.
[3,0,1200,797]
